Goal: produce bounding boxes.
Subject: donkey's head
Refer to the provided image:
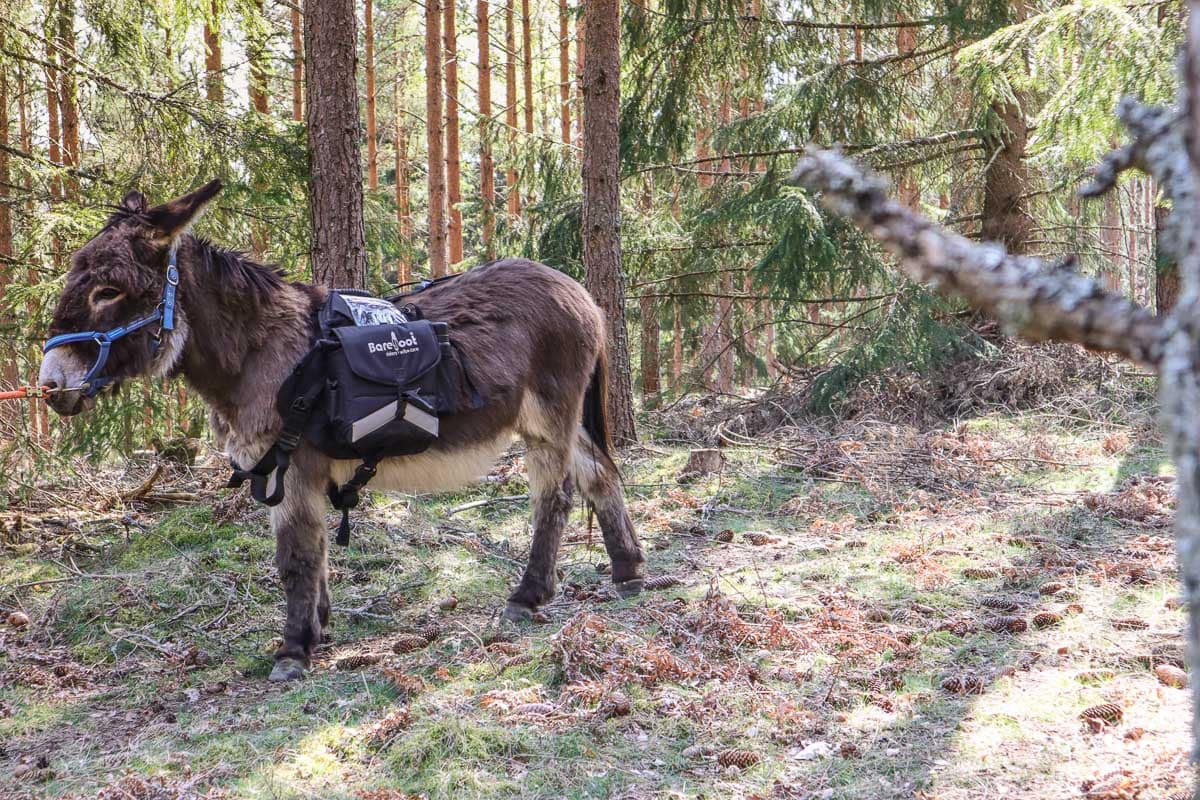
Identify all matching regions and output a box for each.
[40,180,222,416]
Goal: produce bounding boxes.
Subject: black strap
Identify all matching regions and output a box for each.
[450,340,485,410]
[226,355,325,506]
[326,457,380,546]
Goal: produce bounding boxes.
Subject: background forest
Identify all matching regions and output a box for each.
[0,0,1186,467]
[0,1,1196,799]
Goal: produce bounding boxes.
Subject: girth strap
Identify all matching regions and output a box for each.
[226,350,327,506]
[327,458,380,546]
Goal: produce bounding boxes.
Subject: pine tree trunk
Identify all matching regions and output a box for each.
[425,0,449,277]
[18,65,42,443]
[981,97,1031,252]
[204,0,224,104]
[394,52,413,285]
[639,294,660,400]
[574,2,584,148]
[365,0,378,190]
[305,0,368,289]
[582,0,636,443]
[249,0,269,257]
[395,124,412,284]
[558,0,570,144]
[249,0,270,114]
[980,2,1030,253]
[671,299,683,391]
[291,5,303,121]
[44,4,60,203]
[444,0,464,265]
[0,54,15,406]
[521,0,534,136]
[1156,205,1178,314]
[504,0,521,216]
[478,0,496,257]
[57,0,79,199]
[716,89,735,393]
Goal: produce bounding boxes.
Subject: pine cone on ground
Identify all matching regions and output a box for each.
[717,749,761,769]
[392,634,430,654]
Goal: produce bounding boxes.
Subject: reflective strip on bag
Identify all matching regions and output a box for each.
[352,400,400,442]
[351,399,439,443]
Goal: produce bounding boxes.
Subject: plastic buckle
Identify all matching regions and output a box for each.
[278,430,302,451]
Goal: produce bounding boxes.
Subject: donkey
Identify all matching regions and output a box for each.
[40,181,646,681]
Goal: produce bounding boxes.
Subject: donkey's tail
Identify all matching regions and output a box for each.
[582,349,613,460]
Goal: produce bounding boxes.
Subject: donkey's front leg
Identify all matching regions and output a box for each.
[505,446,573,622]
[269,482,328,681]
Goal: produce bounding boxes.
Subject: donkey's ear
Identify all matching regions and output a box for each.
[120,190,149,214]
[144,180,223,244]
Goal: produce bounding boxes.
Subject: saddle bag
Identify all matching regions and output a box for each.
[229,289,479,544]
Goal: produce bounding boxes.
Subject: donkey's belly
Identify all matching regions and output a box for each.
[329,433,516,493]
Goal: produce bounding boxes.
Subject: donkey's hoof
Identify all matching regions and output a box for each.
[268,657,307,682]
[502,601,534,624]
[613,578,644,599]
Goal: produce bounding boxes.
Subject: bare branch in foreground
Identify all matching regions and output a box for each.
[787,149,1167,368]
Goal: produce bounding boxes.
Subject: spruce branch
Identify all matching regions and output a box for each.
[787,149,1166,367]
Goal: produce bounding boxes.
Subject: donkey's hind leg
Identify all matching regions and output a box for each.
[504,444,574,622]
[268,460,329,681]
[571,428,646,596]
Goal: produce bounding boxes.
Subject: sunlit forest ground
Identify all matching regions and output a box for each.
[0,346,1194,800]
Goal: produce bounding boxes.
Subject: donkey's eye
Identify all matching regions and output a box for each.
[91,287,124,304]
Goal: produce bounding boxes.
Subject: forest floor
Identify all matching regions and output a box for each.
[0,348,1194,800]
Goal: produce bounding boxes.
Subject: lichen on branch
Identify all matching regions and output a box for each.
[787,148,1166,368]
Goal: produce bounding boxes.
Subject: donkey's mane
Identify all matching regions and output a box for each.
[192,236,287,304]
[100,205,286,305]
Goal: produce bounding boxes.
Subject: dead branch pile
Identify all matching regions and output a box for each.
[655,338,1151,443]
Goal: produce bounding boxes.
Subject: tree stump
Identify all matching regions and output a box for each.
[679,448,725,481]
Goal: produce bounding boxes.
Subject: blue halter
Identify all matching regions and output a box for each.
[43,250,180,398]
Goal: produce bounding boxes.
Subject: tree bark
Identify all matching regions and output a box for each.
[671,298,683,391]
[365,0,378,190]
[521,0,534,136]
[18,64,43,443]
[395,121,412,285]
[639,294,660,400]
[291,5,303,121]
[44,3,61,204]
[716,88,735,393]
[248,0,270,257]
[558,0,570,144]
[1155,205,1178,315]
[478,0,496,257]
[980,2,1030,253]
[504,0,521,216]
[582,0,636,443]
[249,0,270,114]
[0,52,15,403]
[395,51,413,285]
[204,0,224,104]
[425,0,448,277]
[444,0,464,264]
[574,1,584,148]
[57,0,78,199]
[305,0,367,289]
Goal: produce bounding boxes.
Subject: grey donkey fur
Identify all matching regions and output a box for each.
[40,182,646,681]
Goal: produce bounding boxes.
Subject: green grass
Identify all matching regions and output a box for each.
[0,407,1193,799]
